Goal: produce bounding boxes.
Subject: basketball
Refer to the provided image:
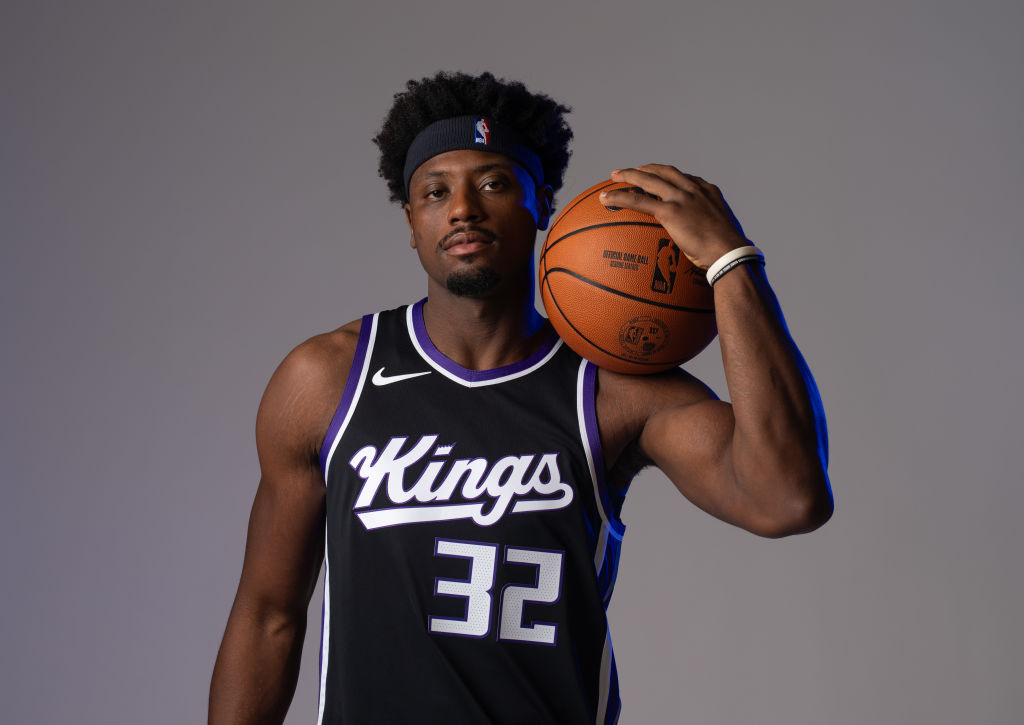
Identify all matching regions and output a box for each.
[539,180,718,374]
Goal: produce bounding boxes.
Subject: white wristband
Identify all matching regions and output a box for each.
[705,246,765,286]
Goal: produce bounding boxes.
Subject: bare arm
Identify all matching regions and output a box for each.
[209,327,358,723]
[598,166,832,537]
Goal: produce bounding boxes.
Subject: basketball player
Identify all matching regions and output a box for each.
[209,72,832,724]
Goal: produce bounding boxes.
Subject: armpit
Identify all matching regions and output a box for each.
[606,436,652,494]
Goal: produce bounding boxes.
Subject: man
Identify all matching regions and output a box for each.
[209,71,832,724]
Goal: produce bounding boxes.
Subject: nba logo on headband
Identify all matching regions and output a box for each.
[403,115,543,198]
[474,118,491,145]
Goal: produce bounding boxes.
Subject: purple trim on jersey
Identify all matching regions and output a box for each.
[411,299,560,383]
[582,362,626,537]
[318,315,373,475]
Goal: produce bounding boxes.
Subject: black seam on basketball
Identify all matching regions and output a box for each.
[545,267,714,313]
[548,181,618,238]
[541,219,661,265]
[542,274,680,368]
[545,221,666,258]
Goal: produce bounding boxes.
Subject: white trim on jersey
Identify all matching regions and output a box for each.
[405,304,564,388]
[575,359,621,574]
[317,539,331,725]
[323,313,379,478]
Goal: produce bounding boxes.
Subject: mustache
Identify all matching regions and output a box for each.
[439,225,496,246]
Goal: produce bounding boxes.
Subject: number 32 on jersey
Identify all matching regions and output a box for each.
[428,538,564,645]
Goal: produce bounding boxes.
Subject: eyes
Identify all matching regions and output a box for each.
[422,177,509,200]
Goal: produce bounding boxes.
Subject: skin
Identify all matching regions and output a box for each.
[209,150,832,724]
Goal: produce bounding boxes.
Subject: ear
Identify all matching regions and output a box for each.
[404,202,416,249]
[536,185,555,231]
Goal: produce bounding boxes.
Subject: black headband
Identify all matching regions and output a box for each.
[402,115,544,198]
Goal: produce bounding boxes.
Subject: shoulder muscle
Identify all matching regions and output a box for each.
[256,319,362,475]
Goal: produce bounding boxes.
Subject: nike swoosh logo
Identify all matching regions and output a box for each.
[371,367,432,386]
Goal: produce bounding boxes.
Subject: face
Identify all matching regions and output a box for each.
[404,149,553,298]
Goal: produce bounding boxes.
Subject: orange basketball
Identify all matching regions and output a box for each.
[539,180,717,374]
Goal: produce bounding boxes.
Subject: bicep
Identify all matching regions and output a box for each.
[639,397,747,527]
[235,468,325,619]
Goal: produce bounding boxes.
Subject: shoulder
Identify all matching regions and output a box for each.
[276,319,363,386]
[256,319,364,465]
[595,365,718,468]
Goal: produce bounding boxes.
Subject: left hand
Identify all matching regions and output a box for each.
[599,165,751,270]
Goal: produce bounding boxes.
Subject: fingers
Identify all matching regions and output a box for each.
[599,183,663,215]
[628,164,700,189]
[600,165,712,215]
[597,164,746,258]
[620,164,717,192]
[609,167,682,199]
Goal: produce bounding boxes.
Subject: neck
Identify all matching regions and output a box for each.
[420,279,548,371]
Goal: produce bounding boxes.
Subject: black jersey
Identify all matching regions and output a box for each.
[316,301,627,724]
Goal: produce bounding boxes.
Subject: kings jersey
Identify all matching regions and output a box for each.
[317,301,627,724]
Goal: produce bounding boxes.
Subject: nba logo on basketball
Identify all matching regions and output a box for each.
[474,118,491,145]
[651,238,680,294]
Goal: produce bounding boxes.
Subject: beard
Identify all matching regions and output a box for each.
[446,267,501,297]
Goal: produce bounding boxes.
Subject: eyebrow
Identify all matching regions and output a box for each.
[418,163,512,179]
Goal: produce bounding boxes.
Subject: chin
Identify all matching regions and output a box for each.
[446,268,502,297]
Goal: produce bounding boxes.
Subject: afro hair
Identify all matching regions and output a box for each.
[373,71,573,206]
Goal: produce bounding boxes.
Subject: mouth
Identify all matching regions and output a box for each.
[442,227,496,256]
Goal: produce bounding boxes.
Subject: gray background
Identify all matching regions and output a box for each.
[3,1,1021,723]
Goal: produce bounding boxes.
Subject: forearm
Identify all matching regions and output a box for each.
[209,602,307,725]
[713,261,831,532]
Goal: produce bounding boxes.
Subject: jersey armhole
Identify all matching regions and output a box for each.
[318,313,377,477]
[578,360,627,538]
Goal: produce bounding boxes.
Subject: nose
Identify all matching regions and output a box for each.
[448,183,485,225]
